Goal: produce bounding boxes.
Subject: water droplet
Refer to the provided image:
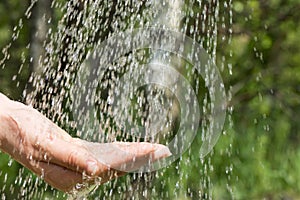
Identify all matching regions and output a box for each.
[8,159,13,167]
[40,168,45,179]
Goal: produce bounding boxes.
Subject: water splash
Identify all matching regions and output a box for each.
[0,0,233,199]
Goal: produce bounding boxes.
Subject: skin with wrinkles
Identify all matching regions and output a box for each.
[0,93,171,192]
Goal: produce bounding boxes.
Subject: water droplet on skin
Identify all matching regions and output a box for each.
[43,153,48,161]
[75,183,83,190]
[40,169,45,180]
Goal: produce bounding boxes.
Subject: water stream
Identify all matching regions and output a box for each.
[0,0,233,199]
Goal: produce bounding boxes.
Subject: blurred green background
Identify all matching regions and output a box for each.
[0,0,300,199]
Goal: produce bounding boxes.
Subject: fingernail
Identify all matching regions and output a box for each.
[87,160,99,175]
[153,146,172,160]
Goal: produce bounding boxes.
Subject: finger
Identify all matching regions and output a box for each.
[39,162,125,192]
[80,141,171,172]
[38,161,83,192]
[41,138,104,176]
[112,142,172,172]
[113,142,172,160]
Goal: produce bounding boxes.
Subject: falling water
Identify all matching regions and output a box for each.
[0,0,233,199]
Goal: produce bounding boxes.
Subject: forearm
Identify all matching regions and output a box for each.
[0,93,28,152]
[0,114,14,153]
[0,92,72,145]
[0,93,88,172]
[0,93,26,163]
[0,113,32,170]
[0,93,15,152]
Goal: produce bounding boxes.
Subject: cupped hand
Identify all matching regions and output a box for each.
[0,93,171,192]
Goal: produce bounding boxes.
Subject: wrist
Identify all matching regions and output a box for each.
[0,113,19,153]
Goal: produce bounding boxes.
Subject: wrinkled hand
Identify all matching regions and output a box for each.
[0,93,171,192]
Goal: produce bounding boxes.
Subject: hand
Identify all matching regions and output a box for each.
[0,93,171,192]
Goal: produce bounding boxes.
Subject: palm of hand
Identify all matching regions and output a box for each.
[0,93,170,192]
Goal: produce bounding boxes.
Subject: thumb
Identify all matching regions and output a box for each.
[80,141,171,172]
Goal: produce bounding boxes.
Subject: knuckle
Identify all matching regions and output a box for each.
[67,150,79,167]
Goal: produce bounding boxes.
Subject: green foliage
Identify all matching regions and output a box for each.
[0,0,300,199]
